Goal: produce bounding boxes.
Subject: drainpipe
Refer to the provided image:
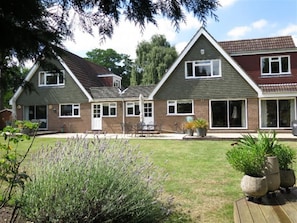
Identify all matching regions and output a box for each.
[122,98,125,134]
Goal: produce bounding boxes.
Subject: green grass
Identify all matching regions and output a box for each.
[2,136,297,222]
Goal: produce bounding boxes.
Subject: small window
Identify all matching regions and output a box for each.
[261,56,290,75]
[39,70,65,86]
[60,104,80,117]
[167,100,193,115]
[103,103,117,117]
[126,102,140,116]
[185,60,221,78]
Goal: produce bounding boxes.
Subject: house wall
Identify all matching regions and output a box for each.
[232,52,297,85]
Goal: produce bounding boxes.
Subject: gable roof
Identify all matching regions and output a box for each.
[219,36,296,55]
[149,27,262,99]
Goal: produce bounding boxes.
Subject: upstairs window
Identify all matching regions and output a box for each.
[261,56,290,75]
[185,59,221,78]
[39,71,65,86]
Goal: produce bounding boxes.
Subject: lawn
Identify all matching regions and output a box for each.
[2,136,297,222]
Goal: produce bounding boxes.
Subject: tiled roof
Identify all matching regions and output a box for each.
[58,48,114,90]
[259,83,297,93]
[219,36,296,54]
[90,85,156,99]
[90,87,121,99]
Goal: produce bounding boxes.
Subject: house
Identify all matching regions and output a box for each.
[150,28,297,133]
[0,109,12,130]
[10,28,297,134]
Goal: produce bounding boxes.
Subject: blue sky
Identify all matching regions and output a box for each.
[64,0,297,59]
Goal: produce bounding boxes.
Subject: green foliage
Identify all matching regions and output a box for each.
[21,137,174,222]
[131,34,178,85]
[0,121,38,220]
[226,141,266,177]
[272,145,296,170]
[193,118,208,129]
[86,48,133,88]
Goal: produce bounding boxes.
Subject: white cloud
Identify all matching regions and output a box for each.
[252,19,267,29]
[218,0,238,7]
[277,24,297,47]
[227,26,251,39]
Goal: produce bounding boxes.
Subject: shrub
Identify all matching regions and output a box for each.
[21,136,173,222]
[272,144,296,170]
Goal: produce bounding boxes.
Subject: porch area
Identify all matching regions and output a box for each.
[234,187,297,223]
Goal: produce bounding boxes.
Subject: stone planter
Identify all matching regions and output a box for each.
[241,175,268,200]
[196,128,207,137]
[280,169,296,191]
[265,156,280,193]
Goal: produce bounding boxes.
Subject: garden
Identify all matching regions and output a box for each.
[1,124,297,222]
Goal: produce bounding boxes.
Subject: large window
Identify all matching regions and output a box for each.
[167,100,193,115]
[185,60,221,78]
[60,104,80,117]
[261,56,290,75]
[39,71,65,86]
[211,100,246,128]
[126,102,140,116]
[260,99,295,128]
[103,103,117,117]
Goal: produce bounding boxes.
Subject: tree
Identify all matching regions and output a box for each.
[86,49,133,88]
[131,34,178,85]
[0,0,219,109]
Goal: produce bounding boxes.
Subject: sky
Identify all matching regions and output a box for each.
[63,0,297,59]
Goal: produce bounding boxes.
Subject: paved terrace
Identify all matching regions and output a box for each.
[36,132,297,140]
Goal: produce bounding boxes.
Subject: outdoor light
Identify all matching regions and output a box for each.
[200,49,205,55]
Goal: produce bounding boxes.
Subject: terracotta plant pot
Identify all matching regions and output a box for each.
[240,175,268,199]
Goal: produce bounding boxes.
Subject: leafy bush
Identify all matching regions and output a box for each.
[226,134,266,177]
[272,145,296,170]
[21,136,173,222]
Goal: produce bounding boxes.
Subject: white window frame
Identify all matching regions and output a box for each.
[261,55,290,76]
[102,102,117,117]
[167,100,194,115]
[209,99,247,129]
[185,59,221,79]
[59,104,80,117]
[126,102,140,116]
[39,70,65,86]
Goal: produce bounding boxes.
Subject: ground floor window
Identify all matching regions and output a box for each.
[60,104,80,117]
[103,103,117,117]
[24,105,47,129]
[211,99,247,128]
[260,99,295,128]
[167,100,193,115]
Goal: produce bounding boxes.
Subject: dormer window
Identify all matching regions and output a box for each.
[39,71,65,86]
[185,59,221,78]
[261,56,290,76]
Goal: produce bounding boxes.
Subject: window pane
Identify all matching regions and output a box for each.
[261,58,269,73]
[177,101,192,113]
[261,100,277,127]
[61,105,72,116]
[103,105,109,116]
[281,57,289,73]
[212,60,220,76]
[110,107,116,116]
[58,74,64,84]
[186,62,193,77]
[211,101,227,127]
[39,72,45,85]
[279,100,291,127]
[168,105,175,114]
[127,107,133,115]
[47,74,57,85]
[135,104,140,115]
[271,61,280,73]
[195,64,211,77]
[229,100,245,127]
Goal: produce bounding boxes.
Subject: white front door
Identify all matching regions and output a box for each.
[143,102,154,127]
[92,103,102,130]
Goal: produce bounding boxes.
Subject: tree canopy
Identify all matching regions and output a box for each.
[86,49,132,88]
[0,0,219,109]
[130,34,178,85]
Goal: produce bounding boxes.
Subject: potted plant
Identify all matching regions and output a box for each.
[194,118,208,137]
[226,134,268,201]
[272,144,296,192]
[183,121,195,136]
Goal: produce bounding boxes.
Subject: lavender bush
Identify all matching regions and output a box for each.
[21,136,173,222]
